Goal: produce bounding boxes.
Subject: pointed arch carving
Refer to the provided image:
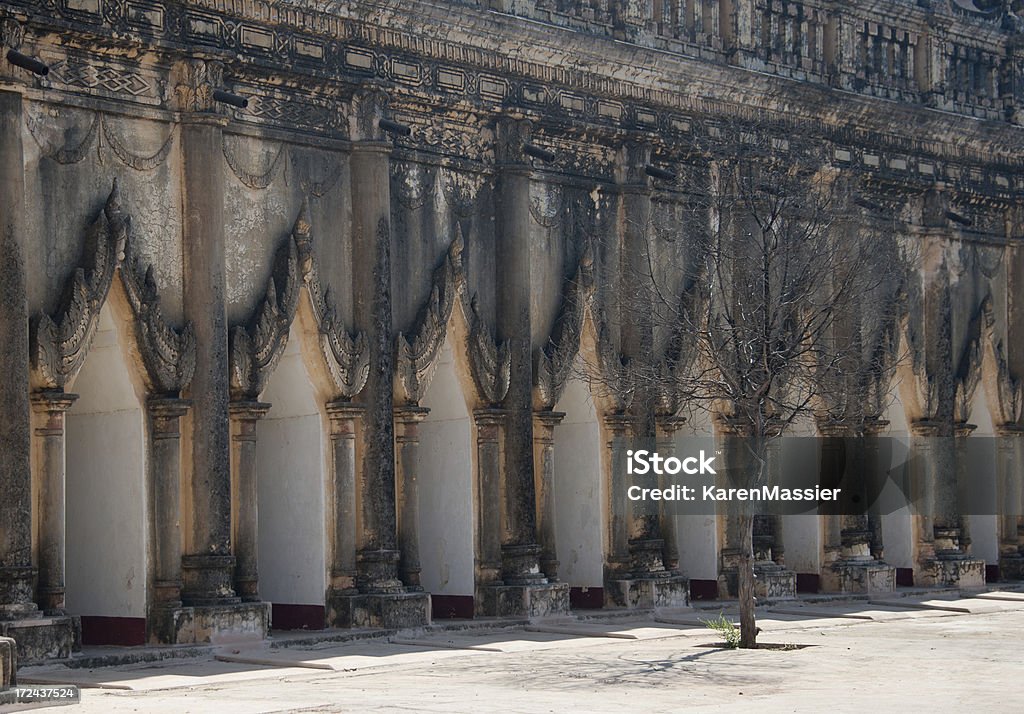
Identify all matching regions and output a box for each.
[392,225,511,407]
[120,233,196,395]
[982,294,1024,425]
[533,241,595,409]
[394,233,462,404]
[31,182,125,390]
[30,179,195,395]
[229,202,371,401]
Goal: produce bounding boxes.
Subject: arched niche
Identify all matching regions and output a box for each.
[553,376,604,606]
[255,323,329,630]
[417,339,475,619]
[64,302,148,645]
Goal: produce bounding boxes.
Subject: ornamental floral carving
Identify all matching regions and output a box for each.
[231,201,370,401]
[394,232,463,404]
[120,234,196,395]
[31,181,127,390]
[534,241,594,409]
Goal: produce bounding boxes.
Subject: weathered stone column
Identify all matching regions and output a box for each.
[394,406,429,590]
[326,403,362,606]
[176,61,236,604]
[229,401,270,602]
[818,420,895,593]
[0,88,39,622]
[909,421,941,567]
[533,410,565,581]
[349,90,402,594]
[603,413,635,581]
[996,425,1024,579]
[148,398,190,609]
[30,392,78,614]
[616,142,665,576]
[474,408,506,589]
[494,118,545,585]
[715,415,795,600]
[909,419,984,586]
[952,422,977,554]
[863,418,890,562]
[655,415,686,571]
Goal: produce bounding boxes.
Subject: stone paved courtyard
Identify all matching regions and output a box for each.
[11,593,1024,713]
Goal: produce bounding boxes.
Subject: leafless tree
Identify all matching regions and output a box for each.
[587,118,912,648]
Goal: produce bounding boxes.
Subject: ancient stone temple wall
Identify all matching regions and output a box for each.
[1,0,1023,662]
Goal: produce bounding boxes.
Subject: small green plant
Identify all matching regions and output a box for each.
[702,612,741,649]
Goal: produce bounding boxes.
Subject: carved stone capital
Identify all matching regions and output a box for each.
[230,401,271,444]
[172,58,225,115]
[349,86,390,142]
[816,418,856,438]
[862,418,891,438]
[616,140,653,187]
[494,116,533,167]
[1,17,23,50]
[30,391,78,437]
[603,412,636,439]
[532,410,565,444]
[394,405,429,444]
[147,397,191,439]
[473,407,506,442]
[910,419,944,438]
[655,414,687,437]
[996,423,1024,438]
[229,400,272,422]
[954,422,977,438]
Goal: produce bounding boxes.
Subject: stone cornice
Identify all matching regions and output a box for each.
[12,0,1024,191]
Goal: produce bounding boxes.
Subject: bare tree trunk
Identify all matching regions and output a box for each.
[737,510,757,648]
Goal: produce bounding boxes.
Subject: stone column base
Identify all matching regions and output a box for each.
[330,591,430,629]
[478,582,569,618]
[0,615,78,665]
[181,555,240,606]
[718,562,797,600]
[0,566,42,620]
[0,636,15,687]
[915,556,986,589]
[998,554,1024,581]
[604,575,688,609]
[149,602,269,645]
[821,559,896,594]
